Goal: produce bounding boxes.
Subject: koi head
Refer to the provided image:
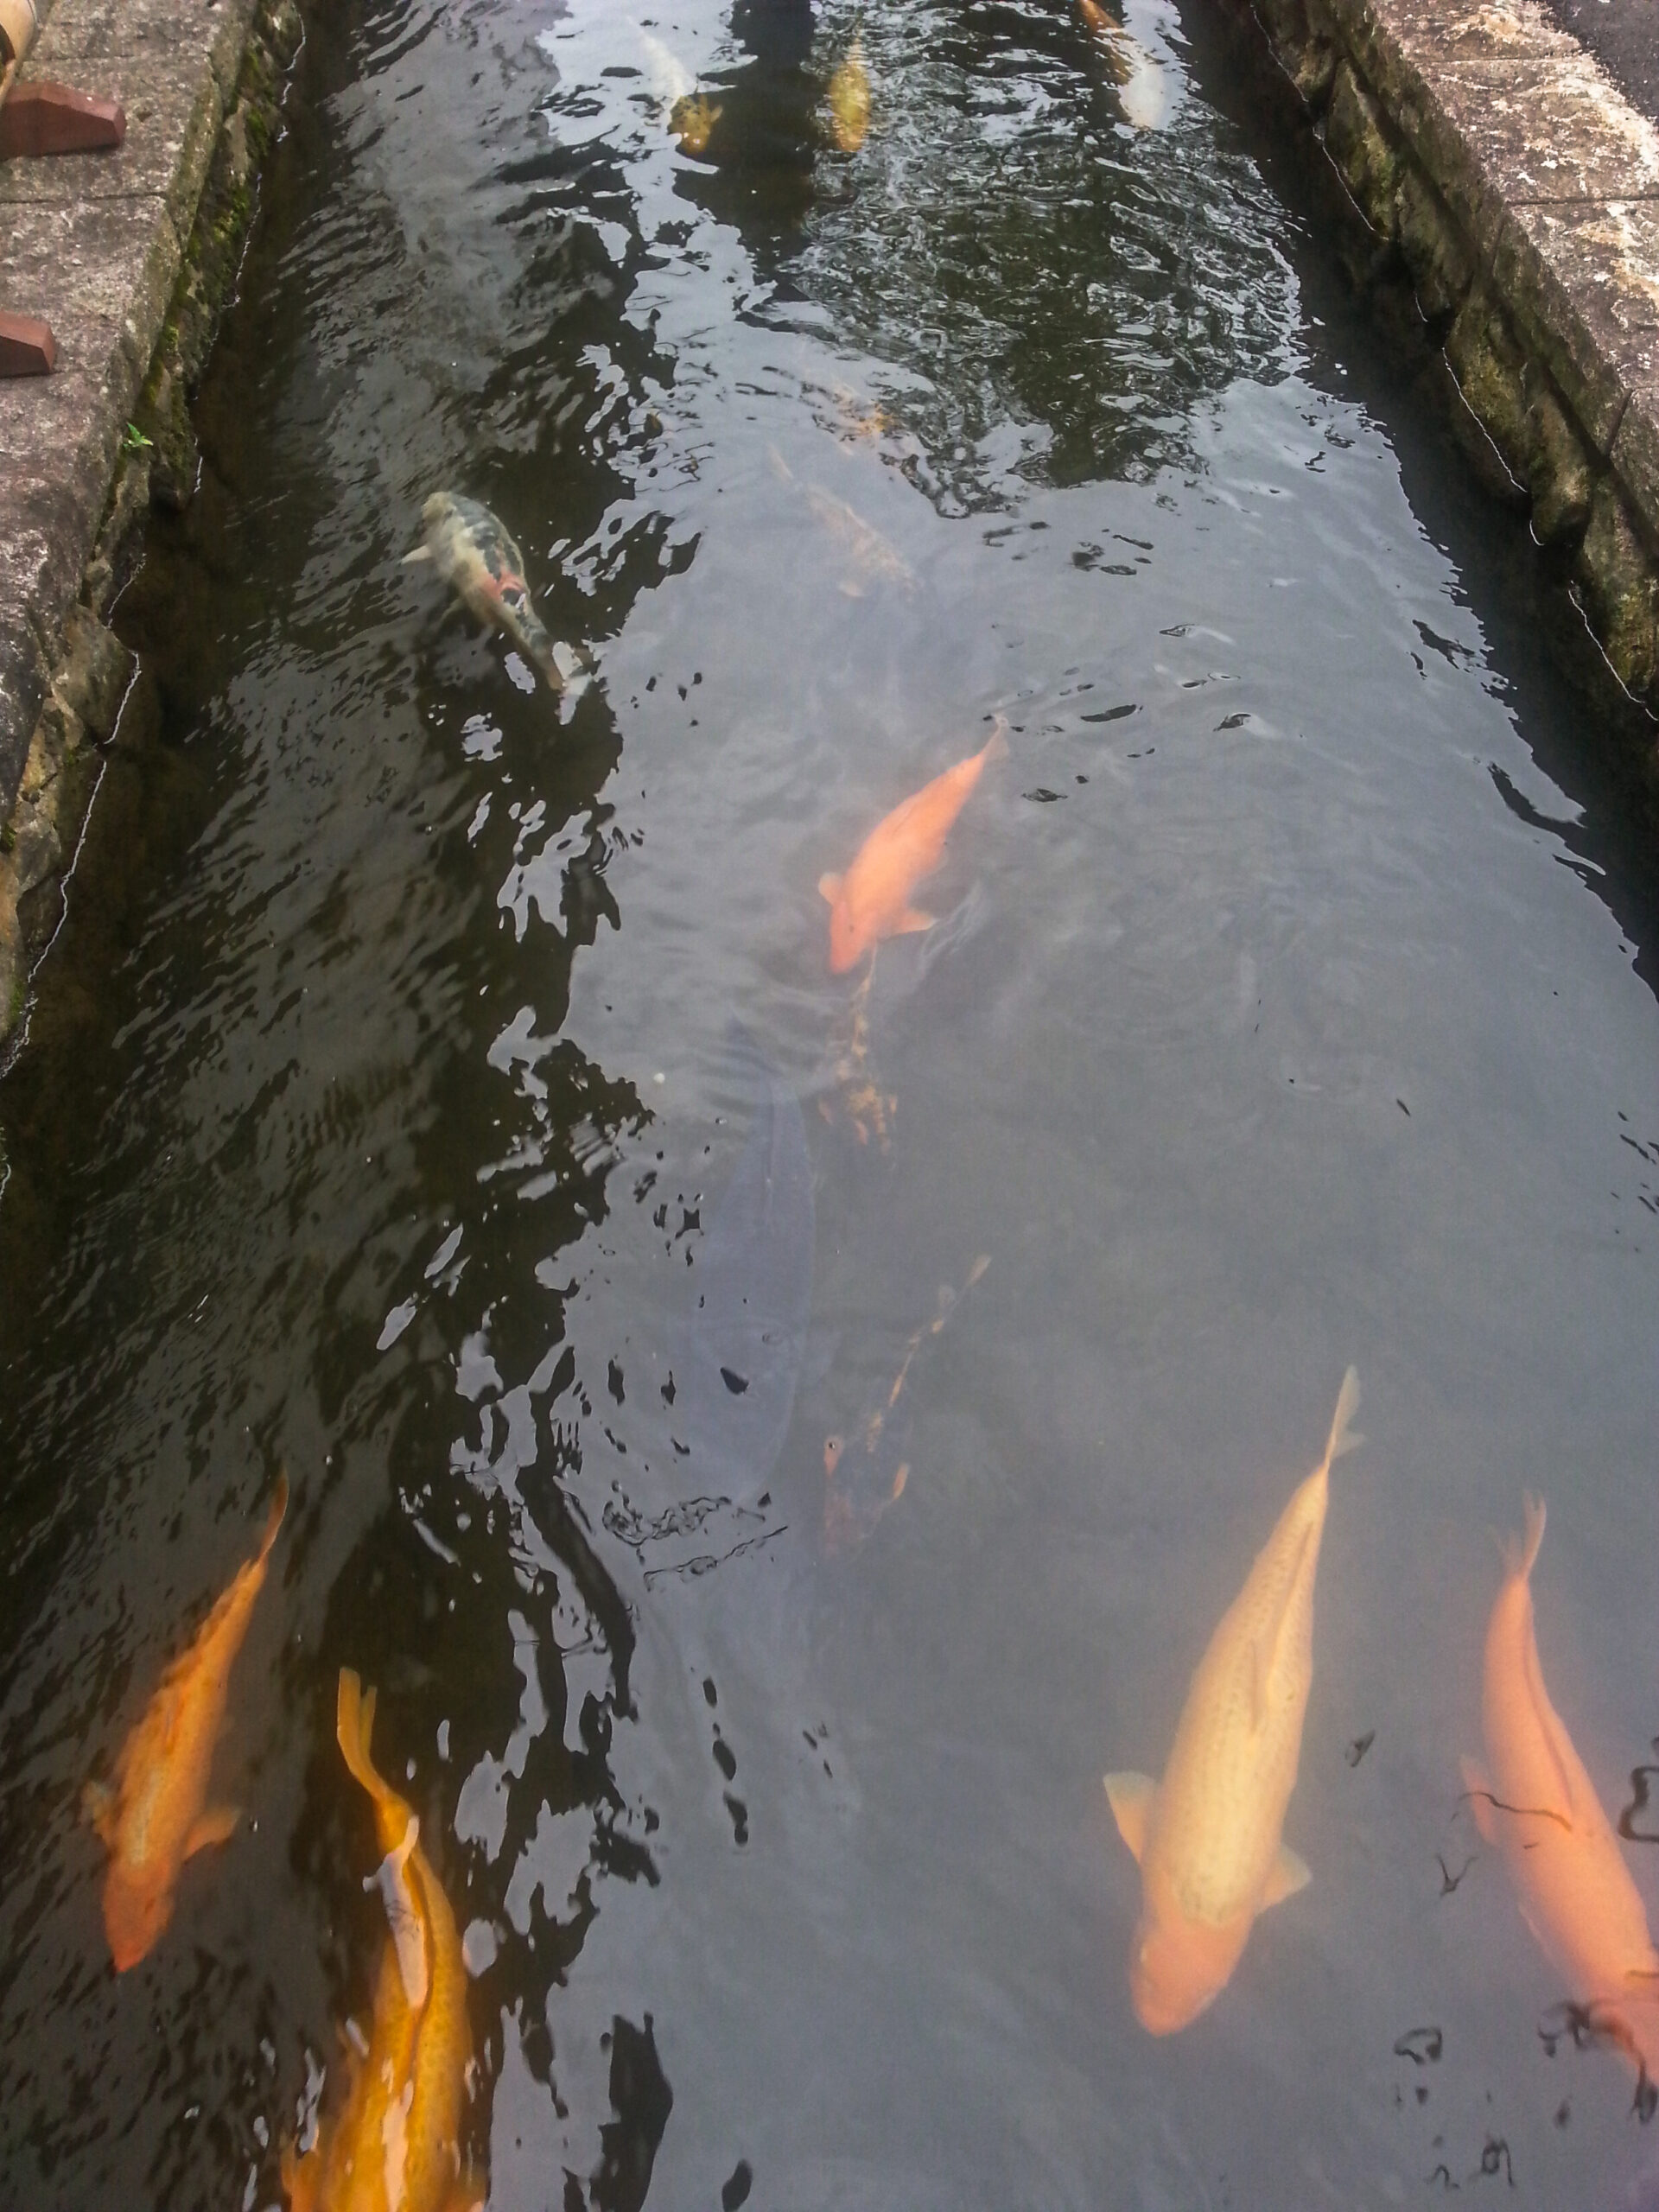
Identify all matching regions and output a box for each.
[104,1865,173,1972]
[671,92,721,156]
[1127,1894,1244,2037]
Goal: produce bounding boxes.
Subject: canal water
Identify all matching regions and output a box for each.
[3,0,1659,2203]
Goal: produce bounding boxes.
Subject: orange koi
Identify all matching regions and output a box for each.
[86,1474,287,1970]
[1105,1370,1360,2033]
[1462,1497,1659,2081]
[818,722,1007,974]
[283,1669,482,2212]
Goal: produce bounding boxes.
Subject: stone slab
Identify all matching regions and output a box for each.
[0,480,77,800]
[0,604,47,812]
[1341,0,1580,86]
[1,51,220,240]
[31,0,259,107]
[0,0,261,823]
[0,190,181,396]
[0,199,181,804]
[0,219,176,575]
[1491,196,1659,454]
[1377,53,1659,264]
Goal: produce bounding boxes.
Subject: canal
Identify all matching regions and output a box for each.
[3,0,1659,2204]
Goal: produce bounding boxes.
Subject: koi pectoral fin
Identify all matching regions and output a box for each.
[82,1778,117,1847]
[818,873,843,905]
[1461,1754,1498,1847]
[1104,1772,1156,1864]
[403,545,434,565]
[1261,1843,1311,1909]
[894,907,936,934]
[184,1804,241,1856]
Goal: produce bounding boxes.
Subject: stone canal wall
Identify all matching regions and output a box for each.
[0,0,301,1045]
[1235,0,1659,779]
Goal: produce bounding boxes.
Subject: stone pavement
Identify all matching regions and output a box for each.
[2,0,249,798]
[0,0,298,1035]
[1540,0,1659,128]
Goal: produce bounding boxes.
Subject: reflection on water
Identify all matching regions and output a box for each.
[0,0,1658,2203]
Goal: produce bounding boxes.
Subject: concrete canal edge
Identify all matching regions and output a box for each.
[1230,0,1659,769]
[0,0,302,1048]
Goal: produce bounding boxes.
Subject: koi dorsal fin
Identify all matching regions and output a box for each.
[1252,1517,1316,1732]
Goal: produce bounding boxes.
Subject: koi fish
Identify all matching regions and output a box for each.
[283,1669,482,2212]
[823,1256,990,1554]
[1077,0,1170,130]
[405,493,582,693]
[85,1474,288,1971]
[1105,1370,1361,2034]
[818,722,1007,974]
[824,36,870,153]
[670,91,722,156]
[1461,1497,1659,2080]
[802,482,913,596]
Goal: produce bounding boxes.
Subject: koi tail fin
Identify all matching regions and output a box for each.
[336,1669,394,1813]
[1499,1492,1547,1584]
[257,1471,289,1564]
[1319,1366,1363,1476]
[982,715,1010,766]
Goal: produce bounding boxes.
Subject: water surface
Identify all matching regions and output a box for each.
[3,0,1659,2205]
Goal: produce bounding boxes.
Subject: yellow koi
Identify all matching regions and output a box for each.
[802,482,913,597]
[1105,1370,1360,2032]
[283,1670,482,2212]
[824,36,870,153]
